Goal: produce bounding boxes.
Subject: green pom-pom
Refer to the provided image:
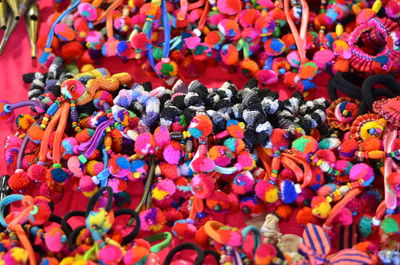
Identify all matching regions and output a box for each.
[194,45,208,55]
[161,63,174,76]
[381,217,399,234]
[292,137,311,152]
[152,47,163,60]
[65,63,79,75]
[359,216,373,238]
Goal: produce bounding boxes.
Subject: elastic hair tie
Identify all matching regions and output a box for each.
[0,100,47,122]
[39,0,81,64]
[164,242,205,265]
[67,225,86,250]
[61,210,86,235]
[241,225,261,257]
[361,74,400,113]
[114,208,141,245]
[135,155,156,212]
[359,88,395,115]
[86,186,113,213]
[144,231,172,253]
[328,72,364,101]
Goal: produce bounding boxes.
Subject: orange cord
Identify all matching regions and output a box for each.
[256,146,272,181]
[94,0,123,25]
[52,103,70,165]
[197,0,210,30]
[324,188,362,227]
[38,108,62,162]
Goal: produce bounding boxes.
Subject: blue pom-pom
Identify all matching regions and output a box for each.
[359,216,373,238]
[50,167,69,182]
[116,156,130,169]
[280,180,297,204]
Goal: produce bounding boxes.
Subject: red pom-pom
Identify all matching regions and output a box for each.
[9,169,31,191]
[255,243,277,265]
[206,191,230,212]
[188,114,213,138]
[61,41,84,61]
[131,32,150,51]
[190,173,215,199]
[296,207,319,225]
[159,162,180,180]
[27,164,48,182]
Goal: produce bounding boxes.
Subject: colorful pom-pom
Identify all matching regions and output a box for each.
[255,180,279,203]
[190,173,215,199]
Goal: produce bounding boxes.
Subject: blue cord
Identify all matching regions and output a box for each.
[0,194,24,228]
[146,22,160,77]
[39,0,81,64]
[162,0,170,58]
[98,147,110,187]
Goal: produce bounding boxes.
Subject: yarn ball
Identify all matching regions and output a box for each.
[291,136,319,158]
[134,132,155,155]
[317,183,337,197]
[108,155,131,178]
[49,167,70,183]
[218,19,240,38]
[238,9,260,27]
[296,207,319,225]
[270,128,291,150]
[172,219,197,239]
[388,172,400,198]
[232,171,255,195]
[206,191,230,212]
[349,163,374,186]
[313,49,335,69]
[204,31,225,47]
[315,149,336,164]
[190,173,215,199]
[54,23,75,41]
[155,60,178,78]
[255,180,279,203]
[217,0,241,15]
[254,16,275,37]
[152,179,176,201]
[131,32,151,51]
[386,0,400,19]
[224,137,246,154]
[191,157,216,173]
[163,141,182,165]
[114,16,132,32]
[78,3,97,21]
[139,207,166,232]
[333,208,353,226]
[280,180,298,204]
[339,139,359,160]
[237,151,255,170]
[188,114,213,138]
[227,120,245,139]
[298,61,318,80]
[220,44,239,65]
[154,126,171,148]
[255,243,277,265]
[27,164,48,182]
[98,245,123,265]
[160,162,180,180]
[61,41,84,61]
[8,170,31,191]
[256,69,278,85]
[208,146,234,167]
[124,239,151,264]
[129,159,148,181]
[264,38,286,56]
[275,204,292,220]
[311,196,331,219]
[360,137,382,152]
[381,215,400,234]
[79,175,98,197]
[334,100,359,124]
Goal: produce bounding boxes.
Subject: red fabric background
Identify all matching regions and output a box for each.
[0,1,332,261]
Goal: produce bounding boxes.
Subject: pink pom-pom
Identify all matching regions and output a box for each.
[79,175,98,197]
[135,132,155,155]
[108,155,131,178]
[386,0,400,19]
[184,35,201,49]
[190,174,215,199]
[154,126,171,148]
[232,171,254,195]
[349,163,374,185]
[255,243,277,265]
[238,9,260,27]
[333,208,353,226]
[99,245,123,265]
[317,184,337,197]
[286,50,301,68]
[102,39,120,57]
[163,141,182,165]
[78,3,97,21]
[315,149,336,164]
[237,151,255,170]
[44,227,65,253]
[208,146,233,167]
[67,156,85,178]
[217,0,241,15]
[191,157,215,173]
[27,164,48,182]
[218,19,240,39]
[152,179,176,201]
[254,16,275,37]
[313,49,335,69]
[256,69,278,85]
[255,180,278,203]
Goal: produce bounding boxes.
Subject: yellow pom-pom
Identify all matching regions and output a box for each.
[60,257,75,265]
[335,24,344,36]
[10,247,28,262]
[81,64,95,73]
[151,187,169,200]
[312,202,331,219]
[265,187,279,203]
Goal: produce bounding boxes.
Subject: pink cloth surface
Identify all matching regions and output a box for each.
[0,0,332,262]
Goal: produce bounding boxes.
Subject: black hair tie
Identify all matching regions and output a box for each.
[203,249,220,264]
[359,88,396,115]
[114,208,141,245]
[328,72,364,101]
[61,210,86,235]
[68,225,86,251]
[86,186,113,213]
[361,74,400,113]
[164,243,205,265]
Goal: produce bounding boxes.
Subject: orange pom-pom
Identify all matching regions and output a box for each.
[275,204,292,220]
[241,58,259,76]
[296,207,319,225]
[333,58,349,73]
[61,41,84,61]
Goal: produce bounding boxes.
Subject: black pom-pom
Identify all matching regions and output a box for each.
[114,192,131,207]
[244,78,258,89]
[183,108,197,125]
[142,82,152,92]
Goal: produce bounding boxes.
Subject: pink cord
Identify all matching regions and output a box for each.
[284,0,309,63]
[383,124,397,210]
